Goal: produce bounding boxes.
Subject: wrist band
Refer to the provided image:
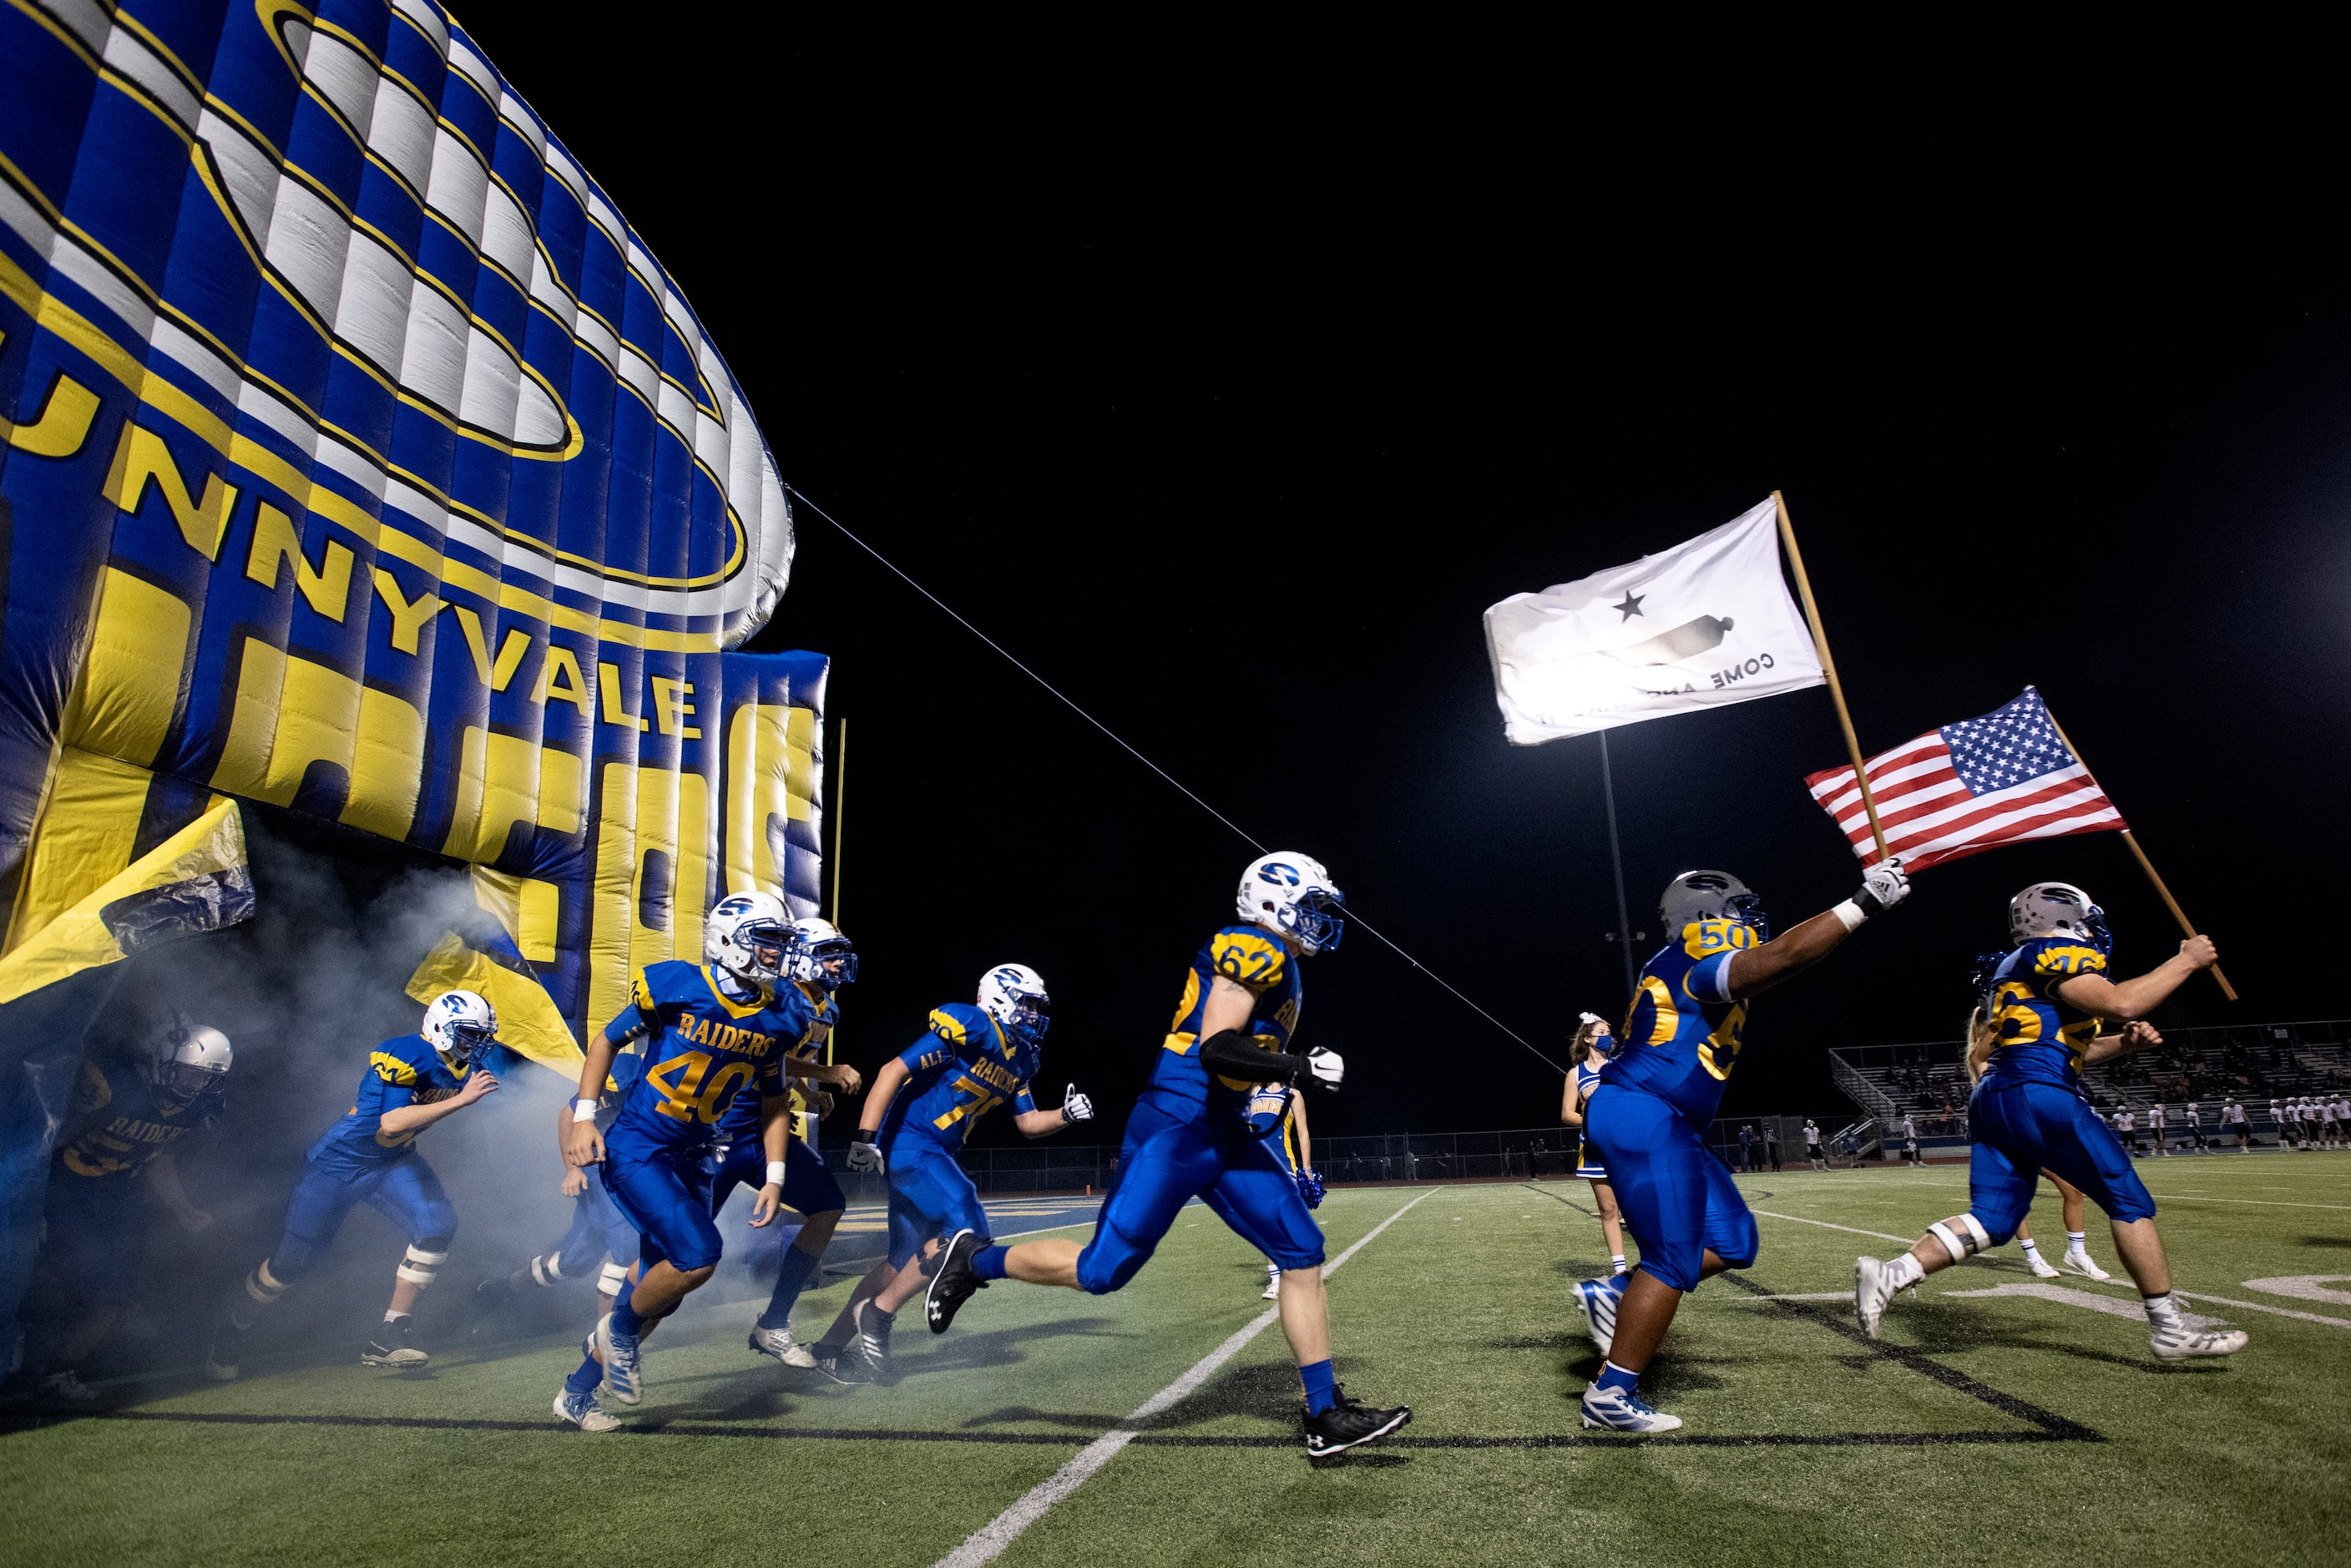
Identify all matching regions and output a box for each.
[857,1130,878,1143]
[572,1099,599,1122]
[766,1161,787,1185]
[1833,899,1867,933]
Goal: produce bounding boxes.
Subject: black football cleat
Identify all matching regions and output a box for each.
[361,1313,430,1368]
[925,1228,991,1335]
[204,1317,248,1383]
[1302,1385,1413,1460]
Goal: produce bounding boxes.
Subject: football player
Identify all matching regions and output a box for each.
[553,892,811,1430]
[1856,883,2244,1362]
[207,994,501,1379]
[922,852,1412,1461]
[1570,862,1913,1434]
[1261,1085,1322,1301]
[23,1022,230,1400]
[808,962,1089,1382]
[713,917,864,1370]
[1559,1013,1628,1277]
[472,1052,646,1328]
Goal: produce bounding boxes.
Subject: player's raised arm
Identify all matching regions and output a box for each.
[565,1030,622,1168]
[2054,936,2217,1021]
[1723,860,1910,1000]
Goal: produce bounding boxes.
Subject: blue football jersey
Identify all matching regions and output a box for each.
[1600,918,1757,1124]
[307,1034,468,1168]
[881,1002,1039,1153]
[715,980,838,1144]
[1144,926,1303,1137]
[604,962,802,1156]
[53,1055,218,1181]
[1978,937,2110,1089]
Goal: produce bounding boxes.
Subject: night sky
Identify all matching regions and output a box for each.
[450,18,2351,1139]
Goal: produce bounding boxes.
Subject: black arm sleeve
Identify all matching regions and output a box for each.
[1197,1029,1302,1085]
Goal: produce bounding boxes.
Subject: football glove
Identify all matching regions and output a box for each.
[846,1137,885,1175]
[1855,857,1910,918]
[1297,1169,1327,1209]
[1306,1046,1343,1090]
[1062,1084,1094,1123]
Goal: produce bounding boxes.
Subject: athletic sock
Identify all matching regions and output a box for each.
[2020,1239,2043,1259]
[1887,1253,1926,1290]
[564,1347,602,1398]
[1594,1360,1641,1396]
[973,1245,1010,1282]
[2142,1291,2183,1327]
[1299,1358,1337,1417]
[1610,1254,1627,1274]
[758,1242,824,1329]
[382,1309,408,1325]
[2065,1232,2087,1249]
[609,1300,645,1338]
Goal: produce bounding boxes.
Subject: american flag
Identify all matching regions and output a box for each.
[1804,688,2126,871]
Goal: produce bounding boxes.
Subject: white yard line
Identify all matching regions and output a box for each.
[1751,1208,1914,1245]
[2139,1193,2351,1212]
[936,1190,1434,1568]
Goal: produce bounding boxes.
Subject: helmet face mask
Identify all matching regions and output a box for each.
[1658,870,1769,942]
[787,918,858,989]
[1237,852,1346,955]
[422,990,499,1070]
[978,964,1050,1048]
[705,892,791,989]
[153,1024,232,1110]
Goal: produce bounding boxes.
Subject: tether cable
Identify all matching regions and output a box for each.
[787,484,1564,1075]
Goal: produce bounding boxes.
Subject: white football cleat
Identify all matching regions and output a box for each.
[2027,1252,2062,1278]
[2151,1323,2248,1360]
[595,1313,645,1405]
[1855,1257,1898,1341]
[554,1388,622,1432]
[1261,1267,1282,1302]
[1574,1276,1623,1358]
[1580,1383,1683,1433]
[2063,1249,2112,1282]
[748,1324,817,1369]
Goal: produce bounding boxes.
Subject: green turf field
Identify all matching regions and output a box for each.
[6,1157,2348,1568]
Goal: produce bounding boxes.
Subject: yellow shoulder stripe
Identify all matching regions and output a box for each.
[369,1050,418,1086]
[928,1009,968,1044]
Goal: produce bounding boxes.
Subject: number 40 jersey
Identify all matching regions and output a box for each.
[604,961,809,1157]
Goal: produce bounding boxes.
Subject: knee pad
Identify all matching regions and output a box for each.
[1928,1214,1993,1263]
[598,1259,630,1294]
[529,1252,563,1287]
[397,1241,451,1287]
[246,1256,297,1304]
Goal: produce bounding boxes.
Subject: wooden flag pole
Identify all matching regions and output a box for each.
[2043,712,2237,1002]
[1773,491,1891,864]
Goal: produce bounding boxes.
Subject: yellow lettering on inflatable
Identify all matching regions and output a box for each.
[516,876,561,964]
[340,685,427,841]
[650,676,700,739]
[210,643,418,837]
[597,662,649,731]
[722,701,817,895]
[245,502,356,621]
[442,729,583,863]
[589,760,710,1028]
[453,605,494,684]
[6,370,101,458]
[371,569,444,655]
[535,645,591,716]
[1,748,154,955]
[102,421,239,561]
[60,569,190,768]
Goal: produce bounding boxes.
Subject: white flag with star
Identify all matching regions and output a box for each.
[1483,499,1826,745]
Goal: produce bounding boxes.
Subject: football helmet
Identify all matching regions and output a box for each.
[978,964,1050,1047]
[787,917,858,989]
[2009,882,2111,954]
[1236,852,1345,954]
[422,989,499,1070]
[154,1023,232,1110]
[1658,870,1768,940]
[705,891,791,988]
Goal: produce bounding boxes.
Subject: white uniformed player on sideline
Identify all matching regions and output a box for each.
[2221,1098,2249,1151]
[1858,882,2243,1362]
[1803,1119,1825,1170]
[2116,1105,2138,1156]
[1559,1013,1629,1277]
[2150,1100,2169,1156]
[1900,1113,1920,1166]
[2182,1101,2203,1154]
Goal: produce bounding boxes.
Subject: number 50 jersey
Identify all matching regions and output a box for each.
[1600,918,1757,1125]
[604,962,809,1157]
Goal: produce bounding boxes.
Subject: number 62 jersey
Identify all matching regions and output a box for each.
[604,962,809,1158]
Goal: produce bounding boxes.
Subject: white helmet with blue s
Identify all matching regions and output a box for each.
[788,916,858,989]
[1236,852,1345,954]
[422,989,499,1070]
[705,890,791,988]
[154,1022,233,1110]
[978,963,1050,1047]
